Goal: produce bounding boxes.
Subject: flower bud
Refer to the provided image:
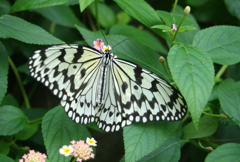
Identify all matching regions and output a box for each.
[184,6,191,15]
[159,56,165,63]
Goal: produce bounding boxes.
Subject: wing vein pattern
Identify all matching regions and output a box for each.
[29,44,187,132]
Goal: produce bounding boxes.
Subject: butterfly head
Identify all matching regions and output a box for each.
[101,45,117,58]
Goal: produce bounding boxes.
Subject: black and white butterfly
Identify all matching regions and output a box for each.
[28,41,187,132]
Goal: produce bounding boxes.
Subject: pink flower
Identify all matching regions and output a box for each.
[19,150,47,162]
[172,24,177,31]
[70,140,95,161]
[93,39,104,51]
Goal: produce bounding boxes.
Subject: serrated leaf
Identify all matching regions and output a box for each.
[193,25,240,65]
[0,105,27,135]
[183,115,218,139]
[109,24,168,54]
[79,0,95,12]
[137,137,185,162]
[0,42,8,105]
[76,26,168,79]
[205,143,240,162]
[114,0,161,28]
[89,2,115,28]
[10,0,74,13]
[123,121,180,162]
[168,44,214,130]
[0,15,63,45]
[0,154,14,162]
[42,105,91,162]
[218,79,240,125]
[33,5,83,28]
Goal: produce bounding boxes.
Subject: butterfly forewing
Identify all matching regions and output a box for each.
[29,44,187,132]
[29,44,102,124]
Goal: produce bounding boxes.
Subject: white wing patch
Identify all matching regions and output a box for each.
[29,44,187,132]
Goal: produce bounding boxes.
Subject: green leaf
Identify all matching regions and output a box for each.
[89,2,115,28]
[168,44,214,130]
[0,15,63,45]
[116,11,131,25]
[151,25,171,31]
[33,5,83,28]
[0,94,19,107]
[183,115,218,139]
[76,26,168,79]
[15,124,39,140]
[178,26,197,32]
[0,140,10,155]
[42,105,91,162]
[114,0,161,28]
[224,0,240,20]
[10,0,74,13]
[0,154,14,162]
[193,25,240,65]
[0,0,11,14]
[109,24,168,54]
[0,105,27,135]
[123,121,181,162]
[0,42,8,105]
[156,10,195,27]
[79,0,95,12]
[137,137,185,162]
[218,79,240,125]
[205,143,240,162]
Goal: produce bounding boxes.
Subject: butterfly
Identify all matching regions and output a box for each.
[28,39,187,132]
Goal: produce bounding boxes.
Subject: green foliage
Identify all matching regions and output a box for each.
[123,122,181,162]
[0,0,240,161]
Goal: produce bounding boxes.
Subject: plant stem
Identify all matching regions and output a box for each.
[8,56,31,108]
[49,22,56,34]
[215,65,228,79]
[202,112,221,118]
[171,0,178,24]
[28,117,42,124]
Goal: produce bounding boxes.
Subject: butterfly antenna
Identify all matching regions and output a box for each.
[112,38,131,49]
[98,27,109,45]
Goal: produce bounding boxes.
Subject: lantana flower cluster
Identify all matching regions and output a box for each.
[59,137,97,162]
[19,150,47,162]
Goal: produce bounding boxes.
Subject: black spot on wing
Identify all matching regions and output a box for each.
[80,68,86,78]
[72,46,84,63]
[149,79,159,92]
[134,66,143,85]
[122,82,128,94]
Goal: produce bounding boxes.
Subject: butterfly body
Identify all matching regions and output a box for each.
[29,43,187,132]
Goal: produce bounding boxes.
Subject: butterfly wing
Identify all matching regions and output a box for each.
[29,44,103,124]
[95,58,187,132]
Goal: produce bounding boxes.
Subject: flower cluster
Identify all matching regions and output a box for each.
[19,150,47,162]
[59,137,97,162]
